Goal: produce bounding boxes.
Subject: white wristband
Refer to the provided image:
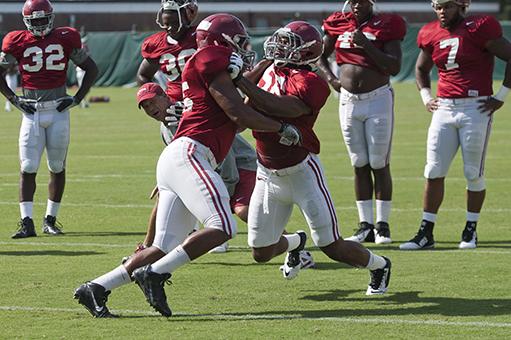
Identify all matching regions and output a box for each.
[493,85,510,102]
[419,88,434,106]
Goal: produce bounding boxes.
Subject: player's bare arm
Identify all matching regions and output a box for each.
[353,32,402,76]
[137,59,160,85]
[74,57,98,103]
[242,58,273,83]
[477,37,511,115]
[415,49,438,112]
[317,34,342,92]
[209,71,282,132]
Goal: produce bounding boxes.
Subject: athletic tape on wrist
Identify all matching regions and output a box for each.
[493,85,510,102]
[420,88,433,106]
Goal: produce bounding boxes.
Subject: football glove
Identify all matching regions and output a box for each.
[165,101,184,127]
[227,52,244,82]
[9,95,36,114]
[56,96,78,112]
[278,123,302,146]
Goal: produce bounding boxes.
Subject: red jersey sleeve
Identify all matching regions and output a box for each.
[383,14,407,41]
[468,15,502,48]
[287,71,330,113]
[417,23,434,54]
[141,32,164,60]
[57,27,82,50]
[194,46,231,85]
[1,31,24,57]
[322,11,348,36]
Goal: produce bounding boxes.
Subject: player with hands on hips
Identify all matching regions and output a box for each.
[400,0,511,250]
[229,21,391,294]
[317,0,406,245]
[0,0,98,239]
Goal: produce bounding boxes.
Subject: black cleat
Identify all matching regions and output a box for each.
[374,221,392,244]
[74,282,116,318]
[12,217,37,239]
[132,265,172,317]
[345,222,375,243]
[399,220,435,250]
[366,256,392,295]
[280,230,307,280]
[43,215,64,235]
[459,221,477,249]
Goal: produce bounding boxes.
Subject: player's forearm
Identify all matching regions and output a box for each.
[363,44,401,76]
[228,104,282,132]
[0,74,16,100]
[75,58,98,102]
[242,59,272,83]
[317,56,338,83]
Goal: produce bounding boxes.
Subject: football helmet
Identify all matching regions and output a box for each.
[264,21,323,67]
[156,0,198,32]
[196,13,255,69]
[22,0,55,37]
[431,0,470,8]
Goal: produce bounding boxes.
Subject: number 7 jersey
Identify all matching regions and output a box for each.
[2,27,83,90]
[417,15,502,98]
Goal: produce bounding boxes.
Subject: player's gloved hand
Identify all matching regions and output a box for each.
[278,123,302,146]
[56,96,78,112]
[227,52,244,82]
[9,95,36,114]
[165,101,184,127]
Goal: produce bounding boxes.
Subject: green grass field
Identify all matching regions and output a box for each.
[0,83,510,339]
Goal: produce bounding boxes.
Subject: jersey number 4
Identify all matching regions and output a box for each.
[22,44,66,72]
[439,37,460,70]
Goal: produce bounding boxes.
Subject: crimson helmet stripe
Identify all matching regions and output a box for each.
[22,0,55,37]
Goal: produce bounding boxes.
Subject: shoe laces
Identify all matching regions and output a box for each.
[462,224,476,242]
[369,267,384,289]
[353,223,373,235]
[410,227,430,243]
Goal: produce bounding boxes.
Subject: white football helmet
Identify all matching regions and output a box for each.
[156,0,198,32]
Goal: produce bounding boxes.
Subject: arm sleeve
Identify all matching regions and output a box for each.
[386,15,407,41]
[195,47,231,85]
[472,16,503,48]
[288,73,330,113]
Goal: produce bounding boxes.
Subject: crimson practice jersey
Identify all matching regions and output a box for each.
[2,27,82,90]
[253,64,330,170]
[141,28,197,101]
[322,12,406,72]
[174,45,238,163]
[417,15,502,98]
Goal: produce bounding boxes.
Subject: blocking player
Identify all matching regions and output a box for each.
[0,0,98,238]
[231,21,391,292]
[400,0,511,250]
[317,0,406,244]
[74,14,302,318]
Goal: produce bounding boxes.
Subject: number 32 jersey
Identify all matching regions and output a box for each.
[141,29,197,102]
[2,27,85,90]
[417,15,502,98]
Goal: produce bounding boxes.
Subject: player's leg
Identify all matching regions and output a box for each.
[44,110,70,235]
[458,105,492,249]
[13,114,44,238]
[366,88,394,244]
[339,95,374,242]
[400,104,458,250]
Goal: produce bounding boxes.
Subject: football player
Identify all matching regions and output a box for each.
[318,0,406,244]
[0,0,98,238]
[74,14,301,318]
[400,0,511,250]
[230,21,391,293]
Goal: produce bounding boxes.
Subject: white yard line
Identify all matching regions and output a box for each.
[0,306,509,328]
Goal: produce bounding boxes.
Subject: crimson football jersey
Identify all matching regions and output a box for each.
[253,64,331,170]
[417,15,502,98]
[174,45,238,163]
[2,27,82,90]
[141,28,197,102]
[322,12,406,72]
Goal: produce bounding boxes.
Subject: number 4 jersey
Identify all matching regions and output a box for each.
[141,29,197,102]
[1,27,88,90]
[417,15,502,98]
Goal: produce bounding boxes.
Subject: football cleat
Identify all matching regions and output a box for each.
[345,222,375,243]
[366,256,392,295]
[459,221,477,249]
[399,220,435,250]
[132,265,172,317]
[374,222,392,244]
[74,282,116,318]
[42,215,64,235]
[12,217,37,239]
[208,242,229,254]
[299,250,316,269]
[279,230,307,280]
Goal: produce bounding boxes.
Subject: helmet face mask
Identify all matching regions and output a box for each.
[431,0,470,10]
[156,0,198,35]
[23,0,55,37]
[264,21,323,68]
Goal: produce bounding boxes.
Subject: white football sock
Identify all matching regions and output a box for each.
[284,233,301,252]
[92,265,132,291]
[20,202,33,219]
[366,251,387,270]
[45,200,60,217]
[356,200,374,224]
[376,200,391,223]
[151,245,191,274]
[466,212,480,222]
[422,212,437,223]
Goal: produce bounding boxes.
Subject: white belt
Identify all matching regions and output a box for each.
[438,96,489,105]
[341,84,390,101]
[32,100,60,137]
